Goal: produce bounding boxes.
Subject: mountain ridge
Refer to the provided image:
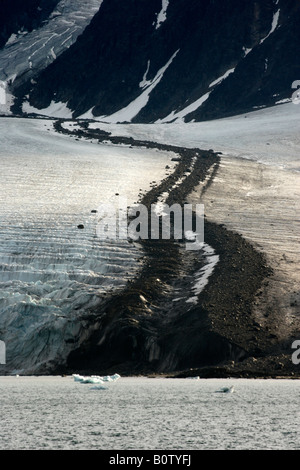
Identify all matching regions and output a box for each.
[1,0,299,122]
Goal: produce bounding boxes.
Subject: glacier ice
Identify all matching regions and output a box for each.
[0,0,104,116]
[0,118,174,374]
[0,0,104,87]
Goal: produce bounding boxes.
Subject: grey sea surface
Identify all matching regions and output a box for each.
[0,376,300,450]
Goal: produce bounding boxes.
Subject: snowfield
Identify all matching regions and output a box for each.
[91,102,300,171]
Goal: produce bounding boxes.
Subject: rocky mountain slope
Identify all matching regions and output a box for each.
[0,0,103,115]
[1,0,299,122]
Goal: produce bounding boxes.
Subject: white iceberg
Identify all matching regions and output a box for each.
[80,377,105,384]
[101,373,121,382]
[72,374,85,382]
[72,373,121,385]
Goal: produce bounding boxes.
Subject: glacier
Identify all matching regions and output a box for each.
[1,101,299,375]
[0,0,104,114]
[0,117,175,374]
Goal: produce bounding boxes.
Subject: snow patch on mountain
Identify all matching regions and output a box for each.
[260,8,280,44]
[79,50,179,123]
[242,46,252,57]
[23,100,73,118]
[156,91,211,124]
[139,61,151,89]
[156,66,238,123]
[5,33,19,47]
[209,68,236,88]
[155,0,169,29]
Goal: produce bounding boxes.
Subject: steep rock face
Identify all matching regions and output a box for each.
[0,0,60,49]
[190,0,300,121]
[20,0,165,116]
[14,0,300,122]
[0,0,104,117]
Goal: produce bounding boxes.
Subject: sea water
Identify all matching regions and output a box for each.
[0,376,300,450]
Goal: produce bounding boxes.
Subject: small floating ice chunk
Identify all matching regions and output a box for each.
[72,373,121,384]
[111,373,121,381]
[102,373,121,382]
[72,374,85,382]
[215,385,234,394]
[80,377,105,384]
[72,374,104,384]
